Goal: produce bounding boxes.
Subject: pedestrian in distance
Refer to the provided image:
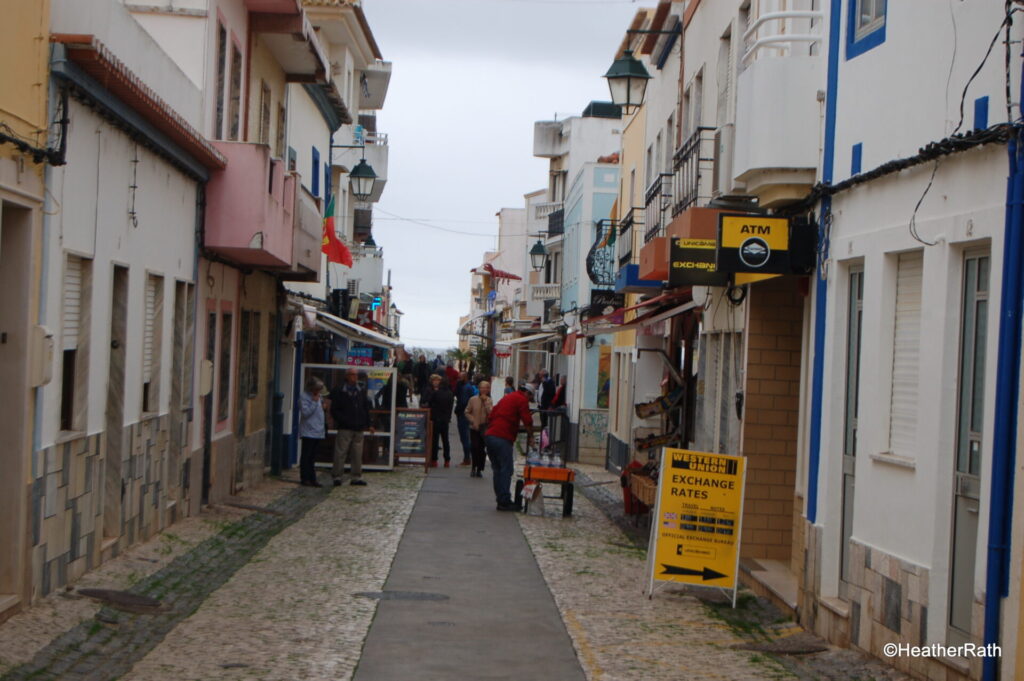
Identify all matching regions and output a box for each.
[424,375,455,467]
[538,368,555,427]
[485,383,534,511]
[413,354,431,396]
[550,375,567,410]
[328,368,374,486]
[503,376,515,395]
[420,372,441,409]
[454,371,477,466]
[465,380,493,478]
[298,376,327,487]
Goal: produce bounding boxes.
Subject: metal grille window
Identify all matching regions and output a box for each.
[61,255,89,431]
[888,251,922,458]
[228,42,242,140]
[143,274,163,412]
[215,23,226,138]
[218,311,233,422]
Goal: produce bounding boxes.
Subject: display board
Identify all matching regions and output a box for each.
[395,408,431,468]
[647,448,746,605]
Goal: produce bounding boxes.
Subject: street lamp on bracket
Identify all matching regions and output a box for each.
[529,239,548,272]
[330,141,378,202]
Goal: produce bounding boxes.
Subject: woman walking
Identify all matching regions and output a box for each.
[464,380,493,478]
[298,376,327,487]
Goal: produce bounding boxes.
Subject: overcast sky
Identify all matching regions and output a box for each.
[360,0,651,349]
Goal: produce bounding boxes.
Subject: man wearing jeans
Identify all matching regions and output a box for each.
[328,368,374,486]
[484,383,534,511]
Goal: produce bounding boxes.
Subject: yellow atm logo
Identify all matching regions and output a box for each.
[717,215,790,274]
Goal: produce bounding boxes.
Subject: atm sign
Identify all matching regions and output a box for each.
[716,215,790,274]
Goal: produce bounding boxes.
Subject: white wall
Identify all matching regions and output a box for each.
[41,102,199,446]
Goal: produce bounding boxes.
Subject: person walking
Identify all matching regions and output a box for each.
[503,376,515,395]
[538,368,555,427]
[328,368,374,486]
[424,375,455,467]
[454,371,477,466]
[413,354,431,397]
[465,380,493,478]
[298,376,327,487]
[485,383,534,511]
[550,375,567,410]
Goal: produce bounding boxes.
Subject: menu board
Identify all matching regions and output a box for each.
[395,409,430,457]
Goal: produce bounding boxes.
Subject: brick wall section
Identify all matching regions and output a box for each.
[740,277,803,561]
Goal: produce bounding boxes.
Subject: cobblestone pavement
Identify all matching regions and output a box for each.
[540,464,912,681]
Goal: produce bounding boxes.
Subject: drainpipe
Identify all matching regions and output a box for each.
[806,0,844,524]
[270,284,284,477]
[982,49,1024,681]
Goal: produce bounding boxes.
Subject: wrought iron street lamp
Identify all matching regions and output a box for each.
[529,239,548,272]
[348,158,378,201]
[603,49,651,114]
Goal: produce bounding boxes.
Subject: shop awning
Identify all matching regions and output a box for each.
[583,289,693,335]
[316,310,400,348]
[503,332,558,346]
[470,263,522,281]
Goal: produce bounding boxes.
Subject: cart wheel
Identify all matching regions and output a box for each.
[562,483,574,517]
[514,479,524,506]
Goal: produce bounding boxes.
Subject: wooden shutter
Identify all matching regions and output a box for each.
[63,255,82,351]
[889,251,923,457]
[143,275,157,381]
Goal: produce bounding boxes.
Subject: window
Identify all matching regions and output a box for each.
[311,146,320,197]
[142,274,163,413]
[716,28,732,127]
[60,255,90,431]
[275,103,287,159]
[956,252,989,477]
[239,310,261,399]
[888,251,922,458]
[228,41,242,140]
[218,311,232,421]
[172,282,195,409]
[846,0,886,60]
[258,80,271,145]
[843,268,864,457]
[215,23,226,138]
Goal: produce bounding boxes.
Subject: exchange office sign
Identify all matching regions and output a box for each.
[716,214,790,274]
[669,238,729,287]
[646,448,746,604]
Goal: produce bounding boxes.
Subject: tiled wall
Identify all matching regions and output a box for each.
[30,414,192,600]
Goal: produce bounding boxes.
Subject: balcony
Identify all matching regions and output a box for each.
[672,126,717,215]
[280,186,321,281]
[531,283,562,301]
[533,120,565,158]
[734,9,824,207]
[638,173,673,282]
[333,130,389,203]
[348,245,384,295]
[249,5,328,82]
[615,207,660,294]
[547,208,564,236]
[359,61,392,111]
[205,141,296,268]
[534,201,563,221]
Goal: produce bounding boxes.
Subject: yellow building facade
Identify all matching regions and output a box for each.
[0,0,52,622]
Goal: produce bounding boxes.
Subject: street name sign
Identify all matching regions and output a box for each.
[646,448,746,605]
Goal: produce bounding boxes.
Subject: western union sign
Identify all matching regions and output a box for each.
[669,238,729,286]
[716,214,790,274]
[647,448,746,602]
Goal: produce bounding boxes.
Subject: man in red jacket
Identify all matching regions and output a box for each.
[485,384,534,511]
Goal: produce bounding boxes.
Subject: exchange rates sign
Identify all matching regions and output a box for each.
[647,448,746,603]
[669,238,729,287]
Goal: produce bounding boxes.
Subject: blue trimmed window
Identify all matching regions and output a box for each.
[324,163,331,207]
[846,0,886,60]
[311,146,320,197]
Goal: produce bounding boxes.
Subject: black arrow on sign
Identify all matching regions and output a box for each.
[660,564,728,581]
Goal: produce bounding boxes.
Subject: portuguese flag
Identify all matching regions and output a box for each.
[321,195,353,267]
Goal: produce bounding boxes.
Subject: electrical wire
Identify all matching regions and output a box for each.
[374,207,501,237]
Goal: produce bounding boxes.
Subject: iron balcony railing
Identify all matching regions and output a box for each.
[643,172,673,243]
[547,207,564,236]
[672,126,717,216]
[617,206,644,268]
[588,219,619,286]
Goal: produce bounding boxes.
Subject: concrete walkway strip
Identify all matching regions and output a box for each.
[354,466,587,681]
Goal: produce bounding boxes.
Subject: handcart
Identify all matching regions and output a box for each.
[514,465,575,517]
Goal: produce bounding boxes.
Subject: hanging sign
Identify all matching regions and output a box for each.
[647,448,746,602]
[669,238,729,286]
[587,289,625,318]
[716,214,790,274]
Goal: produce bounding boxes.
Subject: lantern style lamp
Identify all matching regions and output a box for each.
[603,49,651,114]
[348,158,377,201]
[529,239,548,272]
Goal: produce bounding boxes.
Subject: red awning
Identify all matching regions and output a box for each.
[583,289,693,335]
[470,263,522,281]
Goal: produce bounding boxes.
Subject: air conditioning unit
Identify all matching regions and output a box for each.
[714,124,742,197]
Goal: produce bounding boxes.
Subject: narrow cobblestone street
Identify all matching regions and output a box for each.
[0,446,914,681]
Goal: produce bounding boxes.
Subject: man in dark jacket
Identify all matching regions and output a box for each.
[423,375,455,467]
[328,368,374,486]
[454,372,478,466]
[538,369,555,427]
[413,354,431,397]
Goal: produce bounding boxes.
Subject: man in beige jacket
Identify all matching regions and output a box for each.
[464,380,493,478]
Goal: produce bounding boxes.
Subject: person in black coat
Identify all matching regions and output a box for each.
[413,354,432,396]
[327,368,374,486]
[423,375,455,467]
